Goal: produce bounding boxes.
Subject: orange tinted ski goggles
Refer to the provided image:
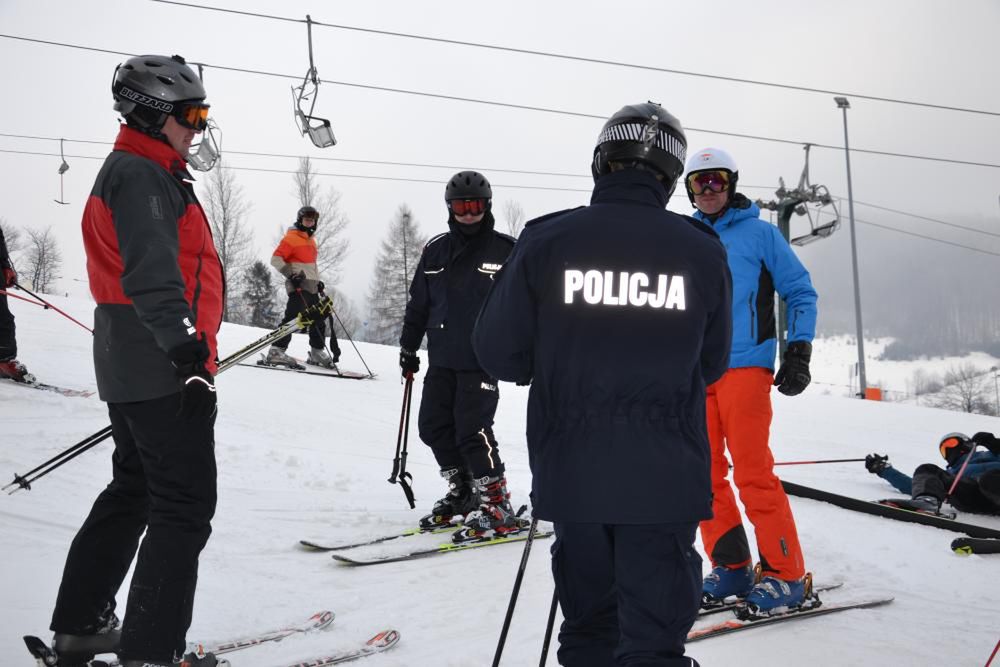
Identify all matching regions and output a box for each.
[449,198,488,216]
[176,102,211,131]
[687,170,730,195]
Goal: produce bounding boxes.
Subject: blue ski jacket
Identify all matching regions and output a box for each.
[692,194,817,371]
[473,169,732,524]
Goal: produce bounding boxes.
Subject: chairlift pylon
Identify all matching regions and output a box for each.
[292,15,337,148]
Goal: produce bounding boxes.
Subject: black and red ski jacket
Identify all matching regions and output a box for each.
[82,124,224,403]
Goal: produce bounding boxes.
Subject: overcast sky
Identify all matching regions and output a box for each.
[1,0,999,325]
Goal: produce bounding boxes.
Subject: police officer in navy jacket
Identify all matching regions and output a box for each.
[474,103,732,667]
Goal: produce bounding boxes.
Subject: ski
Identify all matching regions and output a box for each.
[687,596,894,642]
[781,480,1000,539]
[952,536,1000,555]
[697,581,843,618]
[2,377,94,398]
[332,530,554,566]
[300,524,458,552]
[245,357,373,380]
[280,629,399,666]
[24,611,335,666]
[876,498,957,520]
[187,610,335,658]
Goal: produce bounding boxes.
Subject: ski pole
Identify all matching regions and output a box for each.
[773,458,867,466]
[493,516,540,667]
[6,299,333,493]
[941,444,979,512]
[0,289,47,308]
[539,589,558,666]
[318,287,375,379]
[387,373,416,508]
[984,634,1000,667]
[13,282,93,334]
[3,426,114,493]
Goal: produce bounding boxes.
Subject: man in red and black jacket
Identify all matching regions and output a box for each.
[47,55,227,667]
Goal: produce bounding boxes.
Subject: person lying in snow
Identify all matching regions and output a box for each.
[866,431,1000,515]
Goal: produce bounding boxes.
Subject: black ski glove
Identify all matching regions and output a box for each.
[289,271,306,288]
[317,280,326,293]
[774,341,812,397]
[865,453,890,475]
[399,348,420,376]
[972,432,1000,455]
[168,337,217,421]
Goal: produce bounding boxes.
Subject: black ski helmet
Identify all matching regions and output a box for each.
[112,54,207,134]
[445,171,493,203]
[295,205,320,235]
[591,102,687,198]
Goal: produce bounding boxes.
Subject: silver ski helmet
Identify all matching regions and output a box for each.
[591,102,687,198]
[112,54,208,133]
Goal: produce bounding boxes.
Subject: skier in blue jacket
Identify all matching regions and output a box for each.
[474,102,732,667]
[866,431,1000,514]
[685,147,819,616]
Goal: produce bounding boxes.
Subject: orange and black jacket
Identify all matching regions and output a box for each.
[271,228,321,295]
[82,124,224,403]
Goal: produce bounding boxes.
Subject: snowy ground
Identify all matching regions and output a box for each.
[2,295,1000,666]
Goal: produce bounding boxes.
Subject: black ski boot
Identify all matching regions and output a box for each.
[48,609,121,665]
[452,474,521,542]
[419,467,478,529]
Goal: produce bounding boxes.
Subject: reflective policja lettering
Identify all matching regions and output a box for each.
[563,269,686,310]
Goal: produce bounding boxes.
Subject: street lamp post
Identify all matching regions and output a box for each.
[834,96,867,398]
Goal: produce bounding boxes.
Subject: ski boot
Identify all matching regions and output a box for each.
[738,572,815,619]
[452,474,521,543]
[306,347,336,370]
[419,467,478,530]
[36,608,121,665]
[701,563,755,608]
[261,346,304,369]
[0,358,35,383]
[909,494,944,513]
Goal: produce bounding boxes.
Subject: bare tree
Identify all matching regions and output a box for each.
[200,160,255,322]
[500,199,526,237]
[365,204,426,344]
[927,363,995,415]
[325,285,363,343]
[293,156,351,285]
[22,226,62,293]
[0,219,24,268]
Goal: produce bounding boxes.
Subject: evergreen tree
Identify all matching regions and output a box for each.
[365,204,426,344]
[242,260,279,329]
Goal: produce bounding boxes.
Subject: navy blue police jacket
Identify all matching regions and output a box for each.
[473,169,733,524]
[401,211,516,370]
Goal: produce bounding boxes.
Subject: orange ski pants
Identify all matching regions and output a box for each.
[698,367,805,580]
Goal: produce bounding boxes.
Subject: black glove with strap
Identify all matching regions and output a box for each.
[399,348,420,377]
[168,337,217,421]
[972,432,1000,455]
[774,341,812,397]
[289,270,306,288]
[865,453,890,475]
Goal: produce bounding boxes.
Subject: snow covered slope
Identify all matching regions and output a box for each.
[2,295,999,666]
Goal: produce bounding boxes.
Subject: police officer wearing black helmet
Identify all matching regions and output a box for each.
[474,103,733,666]
[399,171,521,542]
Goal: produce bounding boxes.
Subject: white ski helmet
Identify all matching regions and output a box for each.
[684,147,739,204]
